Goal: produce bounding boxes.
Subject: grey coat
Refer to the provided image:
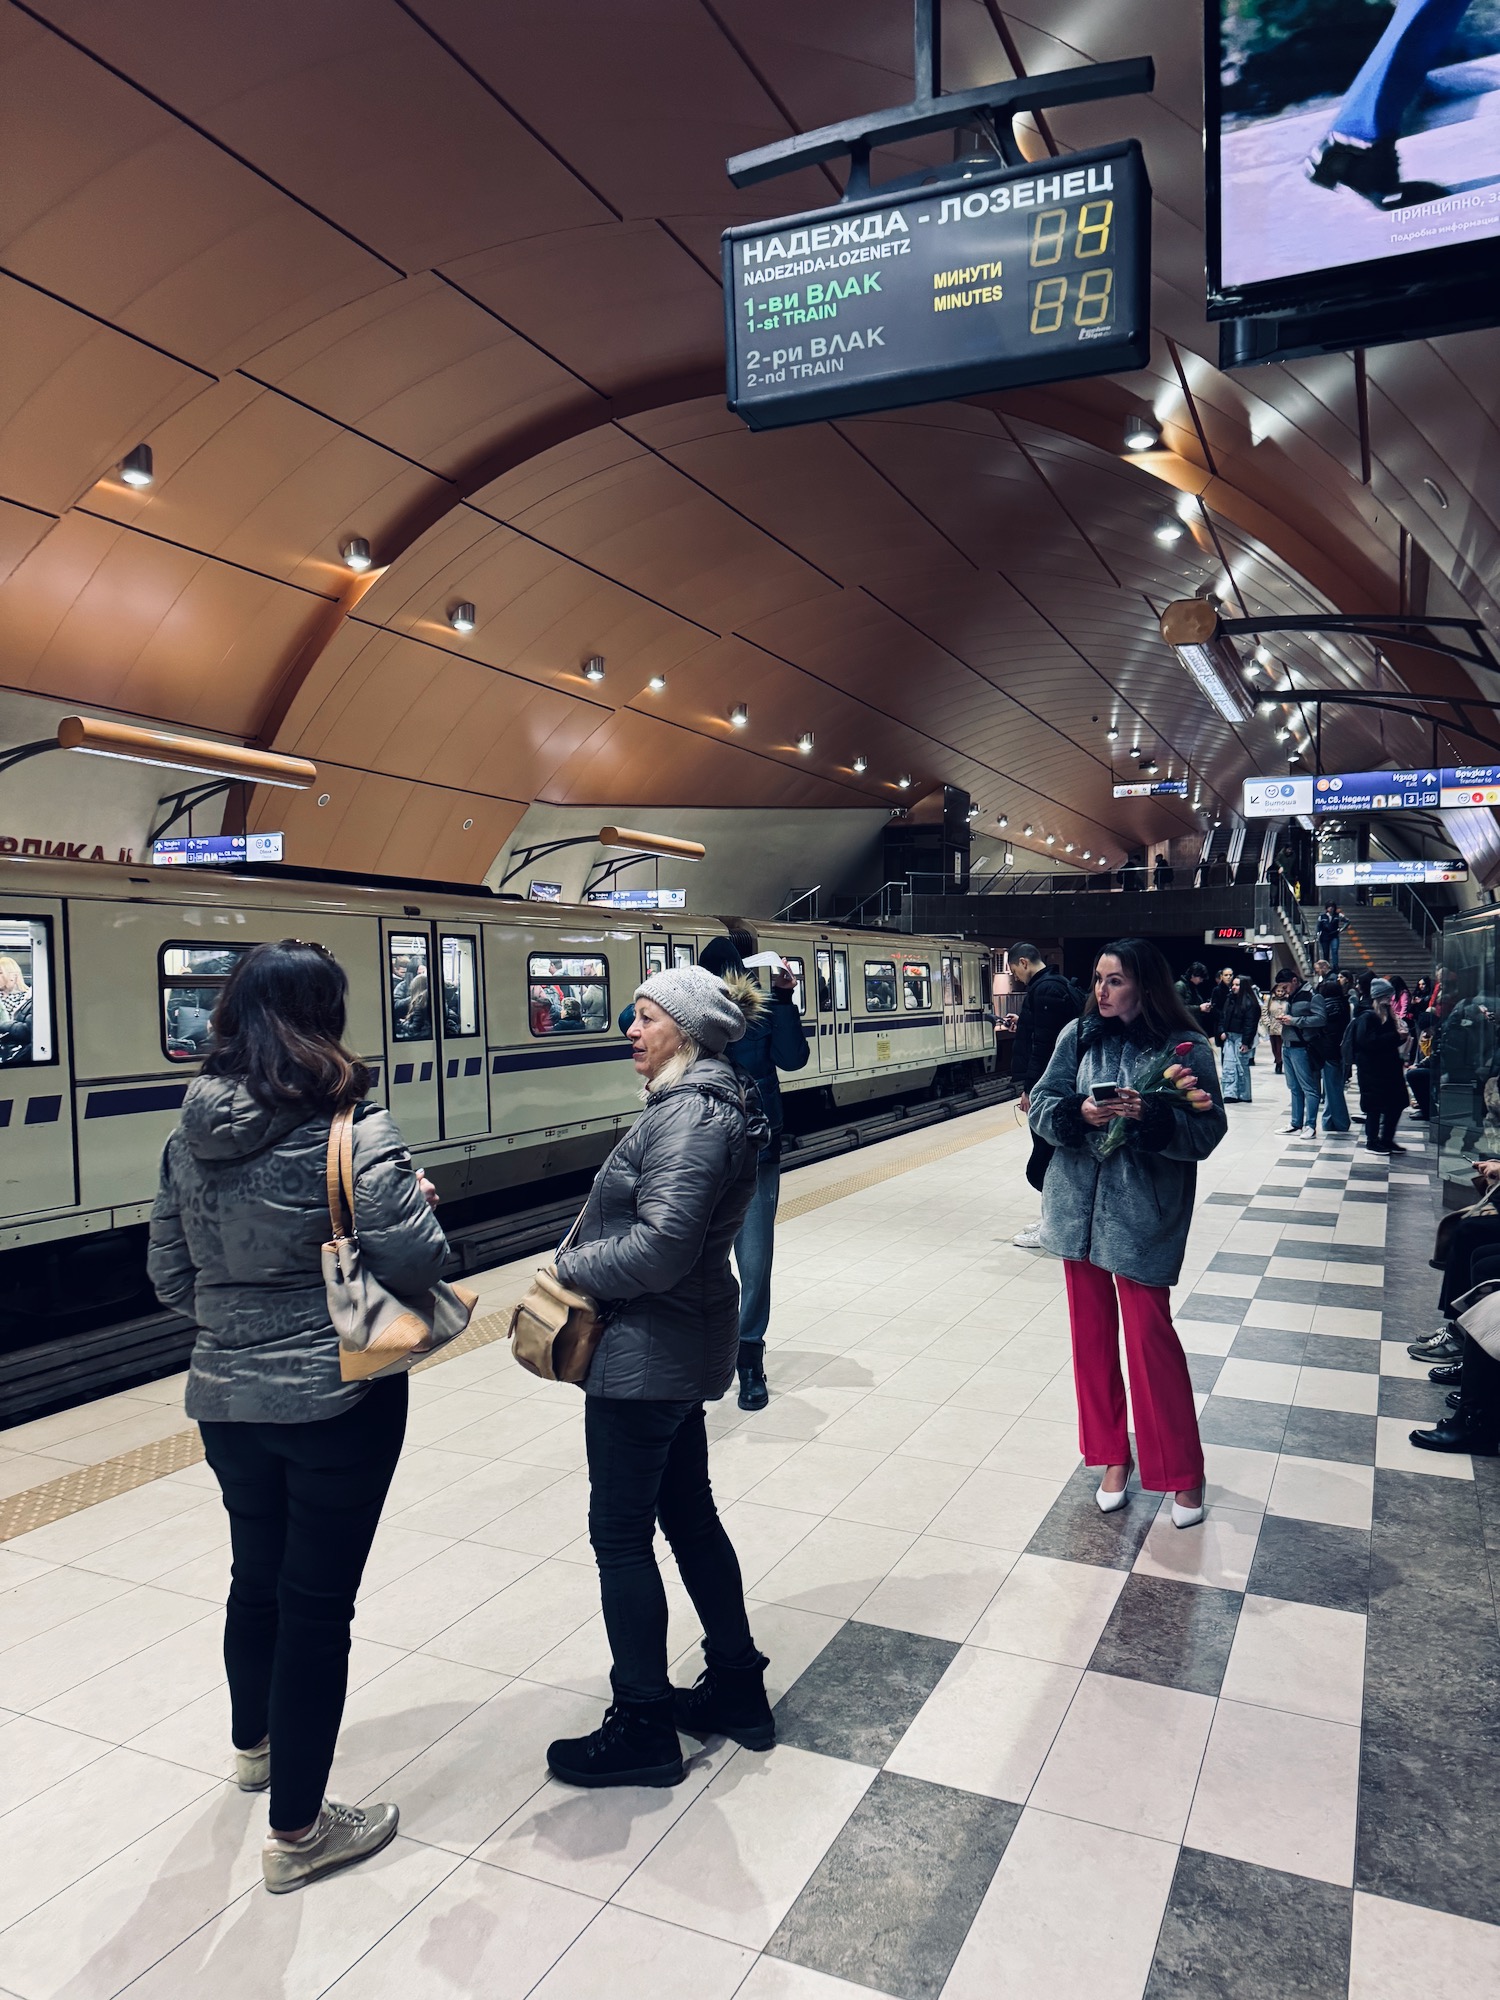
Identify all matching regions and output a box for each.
[147,1076,448,1424]
[556,1056,768,1402]
[1029,1017,1227,1288]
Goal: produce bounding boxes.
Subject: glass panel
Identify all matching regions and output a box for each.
[160,939,250,1063]
[815,948,833,1012]
[528,953,610,1036]
[833,951,849,1012]
[0,918,54,1067]
[389,933,431,1041]
[439,935,478,1036]
[1438,920,1496,1197]
[672,942,695,968]
[952,959,964,1007]
[643,942,668,979]
[783,954,807,1015]
[864,960,897,1013]
[902,962,932,1010]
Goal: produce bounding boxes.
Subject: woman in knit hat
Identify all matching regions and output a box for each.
[1352,977,1410,1154]
[545,965,776,1788]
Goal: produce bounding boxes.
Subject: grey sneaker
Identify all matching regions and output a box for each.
[262,1799,399,1894]
[1407,1328,1462,1363]
[235,1739,270,1793]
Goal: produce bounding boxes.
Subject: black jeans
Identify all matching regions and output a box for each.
[1366,1104,1403,1149]
[1455,1244,1500,1437]
[200,1377,407,1830]
[585,1395,758,1704]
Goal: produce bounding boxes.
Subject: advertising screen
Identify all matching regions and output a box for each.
[1208,0,1500,305]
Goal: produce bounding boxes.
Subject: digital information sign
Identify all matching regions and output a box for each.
[1113,779,1188,799]
[723,142,1150,429]
[152,832,283,867]
[1243,766,1500,819]
[585,888,687,910]
[1317,859,1468,887]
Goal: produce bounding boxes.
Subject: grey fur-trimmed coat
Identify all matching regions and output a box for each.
[148,1076,448,1424]
[1028,1016,1227,1288]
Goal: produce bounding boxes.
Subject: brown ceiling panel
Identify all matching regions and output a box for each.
[248,761,529,882]
[541,706,871,811]
[0,7,398,372]
[0,276,212,515]
[0,498,56,591]
[27,0,612,268]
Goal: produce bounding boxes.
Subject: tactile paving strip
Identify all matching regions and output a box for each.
[0,1112,1020,1542]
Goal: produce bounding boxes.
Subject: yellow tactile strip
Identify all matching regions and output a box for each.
[0,1111,1018,1544]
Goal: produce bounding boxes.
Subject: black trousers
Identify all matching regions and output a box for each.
[1437,1212,1500,1320]
[1366,1103,1403,1149]
[585,1395,758,1704]
[1455,1244,1500,1435]
[200,1377,407,1830]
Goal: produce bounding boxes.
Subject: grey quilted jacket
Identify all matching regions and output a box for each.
[556,1056,768,1402]
[147,1076,448,1424]
[1029,1016,1227,1288]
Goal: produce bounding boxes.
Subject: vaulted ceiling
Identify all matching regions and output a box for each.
[1,0,1496,880]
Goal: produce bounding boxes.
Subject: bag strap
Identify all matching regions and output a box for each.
[326,1105,355,1240]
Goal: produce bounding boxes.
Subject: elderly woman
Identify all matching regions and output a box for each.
[1030,938,1227,1528]
[1353,976,1410,1154]
[545,964,773,1790]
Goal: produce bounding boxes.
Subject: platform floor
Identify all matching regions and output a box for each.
[1,1091,1498,1999]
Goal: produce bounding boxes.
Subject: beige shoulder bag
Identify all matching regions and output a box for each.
[323,1106,478,1382]
[508,1209,604,1386]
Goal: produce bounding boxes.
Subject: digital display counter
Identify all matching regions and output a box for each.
[723,141,1150,429]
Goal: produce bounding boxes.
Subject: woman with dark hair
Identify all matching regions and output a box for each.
[1353,978,1410,1154]
[148,940,447,1894]
[1030,939,1227,1528]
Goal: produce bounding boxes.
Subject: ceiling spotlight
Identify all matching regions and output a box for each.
[852,753,868,774]
[1022,823,1033,836]
[1045,833,1056,845]
[583,655,606,682]
[1155,520,1186,546]
[730,703,749,728]
[341,536,372,572]
[1254,645,1274,666]
[1159,599,1255,723]
[797,731,815,754]
[1124,415,1162,453]
[966,802,980,820]
[1276,727,1289,742]
[1064,842,1075,853]
[647,673,667,692]
[1144,758,1160,775]
[897,773,912,790]
[1106,725,1119,740]
[1082,848,1091,859]
[448,602,476,634]
[997,813,1008,828]
[119,443,154,488]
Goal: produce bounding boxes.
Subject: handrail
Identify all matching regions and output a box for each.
[845,880,908,927]
[775,885,820,923]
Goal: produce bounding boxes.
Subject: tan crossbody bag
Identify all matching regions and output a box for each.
[323,1106,478,1382]
[508,1209,604,1386]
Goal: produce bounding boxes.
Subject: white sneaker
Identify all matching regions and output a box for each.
[235,1738,270,1793]
[262,1799,399,1894]
[1012,1222,1044,1249]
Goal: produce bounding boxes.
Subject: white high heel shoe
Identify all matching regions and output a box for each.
[1171,1491,1206,1530]
[1095,1461,1132,1513]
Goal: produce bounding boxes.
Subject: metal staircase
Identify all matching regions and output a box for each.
[1314,903,1437,987]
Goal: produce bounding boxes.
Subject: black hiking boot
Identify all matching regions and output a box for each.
[673,1651,775,1751]
[737,1342,769,1412]
[546,1695,685,1789]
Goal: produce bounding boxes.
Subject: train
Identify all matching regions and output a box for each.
[0,855,996,1360]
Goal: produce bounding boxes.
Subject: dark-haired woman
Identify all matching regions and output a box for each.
[148,940,447,1894]
[1030,939,1227,1528]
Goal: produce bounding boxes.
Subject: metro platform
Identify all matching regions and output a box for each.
[0,1099,1497,2000]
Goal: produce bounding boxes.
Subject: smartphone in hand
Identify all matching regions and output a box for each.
[1090,1083,1122,1103]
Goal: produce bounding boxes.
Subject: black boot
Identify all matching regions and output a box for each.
[1410,1409,1500,1456]
[1304,135,1403,207]
[546,1695,685,1789]
[674,1651,775,1751]
[737,1341,769,1412]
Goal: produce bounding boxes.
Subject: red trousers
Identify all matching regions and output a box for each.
[1063,1260,1205,1493]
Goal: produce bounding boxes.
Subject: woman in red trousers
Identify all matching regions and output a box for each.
[1028,939,1227,1527]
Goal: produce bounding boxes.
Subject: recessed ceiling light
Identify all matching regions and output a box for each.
[448,602,476,634]
[1124,415,1162,453]
[897,773,912,790]
[797,731,815,754]
[583,655,606,682]
[852,753,868,773]
[119,443,154,488]
[647,673,666,692]
[1155,521,1185,546]
[1106,725,1119,740]
[730,703,749,728]
[341,536,372,572]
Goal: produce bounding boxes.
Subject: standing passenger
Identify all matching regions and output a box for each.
[1005,943,1084,1248]
[547,966,773,1788]
[698,931,811,1410]
[1353,978,1410,1154]
[1029,938,1226,1527]
[1218,974,1261,1103]
[147,940,448,1893]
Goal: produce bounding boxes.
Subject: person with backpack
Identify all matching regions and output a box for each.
[1315,973,1353,1133]
[1277,969,1330,1136]
[1006,943,1085,1248]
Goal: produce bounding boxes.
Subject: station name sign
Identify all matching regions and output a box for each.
[1244,767,1500,818]
[722,142,1150,429]
[1113,779,1188,798]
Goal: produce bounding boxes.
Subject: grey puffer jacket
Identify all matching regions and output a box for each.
[556,1056,769,1401]
[1029,1016,1227,1288]
[147,1075,448,1424]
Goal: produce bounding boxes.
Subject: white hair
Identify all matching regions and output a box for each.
[643,1031,701,1099]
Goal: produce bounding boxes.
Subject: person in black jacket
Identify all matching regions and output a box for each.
[1315,974,1353,1133]
[1278,971,1330,1136]
[1006,943,1083,1247]
[548,965,773,1790]
[1218,976,1262,1102]
[1353,977,1410,1152]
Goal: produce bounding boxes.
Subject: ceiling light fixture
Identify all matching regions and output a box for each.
[797,731,815,754]
[1144,758,1160,775]
[1064,842,1075,853]
[852,753,868,773]
[647,674,667,692]
[119,443,154,489]
[448,602,476,634]
[1254,644,1273,666]
[1045,833,1056,845]
[1159,599,1256,723]
[1124,415,1162,453]
[897,773,912,789]
[1082,848,1091,858]
[341,536,372,572]
[997,813,1008,828]
[1022,823,1033,836]
[583,655,606,682]
[730,703,749,728]
[1106,725,1119,740]
[55,716,317,789]
[1155,520,1185,546]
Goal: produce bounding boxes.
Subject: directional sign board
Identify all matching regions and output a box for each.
[1440,766,1500,808]
[1317,859,1468,885]
[152,832,283,867]
[722,142,1150,429]
[1242,768,1479,818]
[1113,779,1189,798]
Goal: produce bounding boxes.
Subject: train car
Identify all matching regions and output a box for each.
[0,856,993,1342]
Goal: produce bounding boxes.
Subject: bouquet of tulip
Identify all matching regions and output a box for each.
[1097,1040,1215,1157]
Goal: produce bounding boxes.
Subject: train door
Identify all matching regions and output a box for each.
[436,927,487,1138]
[670,936,696,969]
[382,921,439,1144]
[941,953,962,1054]
[831,948,851,1067]
[0,903,75,1218]
[641,937,669,981]
[813,947,838,1074]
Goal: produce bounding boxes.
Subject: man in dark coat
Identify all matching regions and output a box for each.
[1007,943,1084,1247]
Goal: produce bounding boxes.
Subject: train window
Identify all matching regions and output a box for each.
[643,942,668,980]
[952,960,964,1007]
[388,934,431,1041]
[528,953,609,1036]
[0,918,56,1068]
[864,959,898,1013]
[783,954,807,1015]
[160,942,250,1063]
[439,935,478,1036]
[833,952,849,1011]
[903,962,932,1010]
[672,942,695,969]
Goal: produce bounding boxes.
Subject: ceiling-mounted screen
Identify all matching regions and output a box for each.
[1207,0,1500,324]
